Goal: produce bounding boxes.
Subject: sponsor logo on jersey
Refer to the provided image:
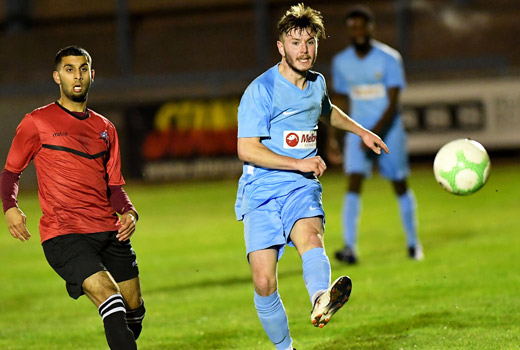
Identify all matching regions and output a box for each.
[351,83,386,100]
[52,132,68,137]
[284,130,317,149]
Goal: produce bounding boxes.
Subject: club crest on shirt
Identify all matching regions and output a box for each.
[284,130,317,149]
[99,130,109,144]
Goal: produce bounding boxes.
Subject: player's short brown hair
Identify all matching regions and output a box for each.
[54,46,92,70]
[277,3,326,40]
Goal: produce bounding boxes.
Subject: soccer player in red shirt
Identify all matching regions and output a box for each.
[0,46,144,350]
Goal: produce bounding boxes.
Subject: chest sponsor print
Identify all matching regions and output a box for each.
[283,130,317,149]
[351,83,386,100]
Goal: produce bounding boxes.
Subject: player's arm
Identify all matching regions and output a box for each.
[105,123,138,241]
[322,91,351,165]
[325,104,389,155]
[108,185,138,242]
[371,87,400,139]
[1,115,40,242]
[1,170,30,242]
[237,137,327,177]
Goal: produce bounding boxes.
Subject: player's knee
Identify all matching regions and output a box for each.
[348,174,364,193]
[82,271,121,305]
[253,275,277,296]
[308,231,324,247]
[392,179,407,196]
[292,223,324,255]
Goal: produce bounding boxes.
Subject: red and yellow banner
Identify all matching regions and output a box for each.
[142,98,239,160]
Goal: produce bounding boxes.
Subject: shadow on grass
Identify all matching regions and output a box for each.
[313,311,466,350]
[146,268,303,295]
[142,326,264,350]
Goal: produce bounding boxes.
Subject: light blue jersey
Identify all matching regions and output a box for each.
[331,40,406,129]
[235,64,332,221]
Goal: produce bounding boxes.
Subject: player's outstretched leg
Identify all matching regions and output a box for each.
[311,276,352,328]
[302,247,331,304]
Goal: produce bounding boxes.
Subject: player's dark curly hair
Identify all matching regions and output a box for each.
[54,46,92,70]
[277,3,326,40]
[344,5,375,24]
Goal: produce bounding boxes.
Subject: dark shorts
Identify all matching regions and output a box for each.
[42,231,139,299]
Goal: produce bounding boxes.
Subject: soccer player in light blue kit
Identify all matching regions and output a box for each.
[330,5,423,264]
[235,4,389,350]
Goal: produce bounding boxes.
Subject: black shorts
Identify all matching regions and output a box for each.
[42,231,139,299]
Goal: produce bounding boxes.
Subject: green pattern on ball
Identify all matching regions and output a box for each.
[438,149,488,195]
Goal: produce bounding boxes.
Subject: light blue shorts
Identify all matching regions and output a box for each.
[344,121,409,180]
[242,182,325,261]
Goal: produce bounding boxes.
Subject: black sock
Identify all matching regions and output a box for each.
[98,294,137,350]
[126,301,146,340]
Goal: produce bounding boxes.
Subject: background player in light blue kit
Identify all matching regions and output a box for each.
[330,5,423,264]
[235,4,389,350]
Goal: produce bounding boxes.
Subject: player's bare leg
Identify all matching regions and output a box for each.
[118,276,145,339]
[249,249,293,349]
[83,271,120,306]
[291,217,352,328]
[118,276,142,309]
[83,271,137,350]
[249,249,278,296]
[290,216,325,255]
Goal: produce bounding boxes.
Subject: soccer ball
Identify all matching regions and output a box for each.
[433,139,491,195]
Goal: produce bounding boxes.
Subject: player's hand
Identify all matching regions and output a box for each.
[360,130,389,155]
[117,211,137,241]
[326,138,343,166]
[5,207,31,242]
[296,156,327,177]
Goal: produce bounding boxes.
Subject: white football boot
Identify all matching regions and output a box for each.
[311,276,352,328]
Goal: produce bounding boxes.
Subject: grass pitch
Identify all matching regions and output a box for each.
[0,161,519,349]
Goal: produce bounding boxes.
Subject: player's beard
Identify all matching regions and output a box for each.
[64,83,90,103]
[352,36,372,55]
[285,52,316,76]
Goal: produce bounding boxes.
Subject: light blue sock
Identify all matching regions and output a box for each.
[342,192,361,249]
[254,290,292,350]
[302,247,331,304]
[398,190,418,247]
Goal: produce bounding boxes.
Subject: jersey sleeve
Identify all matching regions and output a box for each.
[105,122,125,186]
[5,114,41,174]
[108,185,138,219]
[0,169,21,213]
[320,75,333,116]
[384,52,406,90]
[331,54,350,95]
[237,81,272,138]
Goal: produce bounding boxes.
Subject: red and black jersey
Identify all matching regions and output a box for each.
[5,102,125,242]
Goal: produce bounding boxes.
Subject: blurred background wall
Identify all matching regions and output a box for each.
[0,0,519,185]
